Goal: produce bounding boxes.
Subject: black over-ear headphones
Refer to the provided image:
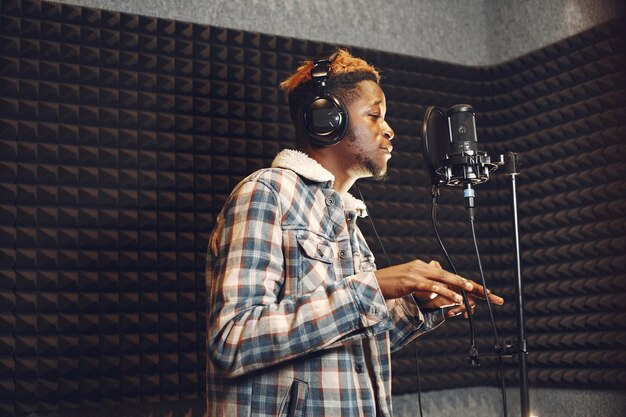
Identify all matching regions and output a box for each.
[302,52,349,147]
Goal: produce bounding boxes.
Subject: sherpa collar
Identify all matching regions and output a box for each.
[272,149,335,184]
[271,149,368,217]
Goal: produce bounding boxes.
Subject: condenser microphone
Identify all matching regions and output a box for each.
[447,104,479,154]
[422,104,501,188]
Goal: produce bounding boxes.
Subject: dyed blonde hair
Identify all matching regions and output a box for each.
[279,49,381,96]
[280,49,382,128]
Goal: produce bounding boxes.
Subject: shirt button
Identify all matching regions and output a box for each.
[355,364,363,374]
[339,250,346,258]
[325,196,335,206]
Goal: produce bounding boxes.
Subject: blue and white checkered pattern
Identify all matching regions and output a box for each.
[207,150,444,417]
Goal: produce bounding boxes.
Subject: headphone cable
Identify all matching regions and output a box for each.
[356,185,392,268]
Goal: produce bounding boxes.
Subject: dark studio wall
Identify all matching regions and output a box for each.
[0,0,625,416]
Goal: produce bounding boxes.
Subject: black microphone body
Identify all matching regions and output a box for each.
[438,104,500,187]
[447,104,479,153]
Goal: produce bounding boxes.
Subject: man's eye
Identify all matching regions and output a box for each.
[369,114,380,119]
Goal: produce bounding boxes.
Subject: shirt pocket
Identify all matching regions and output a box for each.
[281,378,308,417]
[252,377,308,417]
[296,233,335,294]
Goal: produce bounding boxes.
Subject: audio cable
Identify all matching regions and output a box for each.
[434,183,509,417]
[431,186,478,361]
[468,210,508,417]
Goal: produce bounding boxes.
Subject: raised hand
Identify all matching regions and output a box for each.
[374,259,504,309]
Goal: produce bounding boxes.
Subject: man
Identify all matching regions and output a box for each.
[206,49,504,417]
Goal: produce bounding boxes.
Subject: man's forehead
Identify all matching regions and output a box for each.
[354,81,386,105]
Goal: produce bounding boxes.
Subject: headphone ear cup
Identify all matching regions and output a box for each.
[303,95,349,147]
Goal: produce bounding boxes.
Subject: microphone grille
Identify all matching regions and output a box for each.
[448,110,476,144]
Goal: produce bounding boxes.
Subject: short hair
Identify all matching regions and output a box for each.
[280,49,381,126]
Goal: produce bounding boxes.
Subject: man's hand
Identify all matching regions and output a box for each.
[414,261,478,318]
[373,259,504,310]
[446,295,476,318]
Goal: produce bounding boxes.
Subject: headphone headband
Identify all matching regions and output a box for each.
[310,51,338,80]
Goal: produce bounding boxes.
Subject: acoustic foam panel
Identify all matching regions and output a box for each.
[0,0,624,414]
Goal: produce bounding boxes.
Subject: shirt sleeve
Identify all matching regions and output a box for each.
[385,295,446,353]
[350,222,446,352]
[206,177,394,378]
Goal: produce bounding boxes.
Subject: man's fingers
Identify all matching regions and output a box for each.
[421,264,474,292]
[466,283,505,305]
[448,305,462,316]
[427,260,475,294]
[414,280,463,304]
[434,274,504,306]
[464,302,476,318]
[447,296,477,318]
[410,260,473,292]
[429,260,442,269]
[408,261,504,306]
[488,293,505,305]
[429,284,463,305]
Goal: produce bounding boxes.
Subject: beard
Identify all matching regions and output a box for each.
[346,129,389,182]
[355,153,388,182]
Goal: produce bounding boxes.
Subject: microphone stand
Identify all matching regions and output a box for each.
[446,152,530,417]
[504,152,530,417]
[422,105,530,416]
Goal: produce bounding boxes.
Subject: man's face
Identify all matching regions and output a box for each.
[340,80,394,181]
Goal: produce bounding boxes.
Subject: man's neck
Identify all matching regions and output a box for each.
[300,146,357,194]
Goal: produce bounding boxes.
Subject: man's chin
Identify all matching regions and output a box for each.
[372,172,389,182]
[358,158,389,182]
[370,165,389,182]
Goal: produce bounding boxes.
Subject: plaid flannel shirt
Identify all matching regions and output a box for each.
[207,149,444,417]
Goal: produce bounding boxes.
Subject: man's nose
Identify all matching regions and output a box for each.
[383,124,394,141]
